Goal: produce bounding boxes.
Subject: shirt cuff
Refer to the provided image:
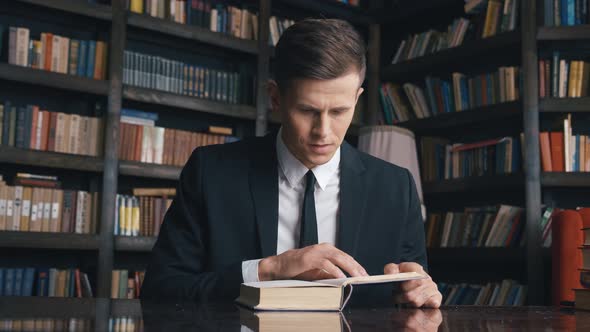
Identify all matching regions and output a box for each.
[241,259,262,283]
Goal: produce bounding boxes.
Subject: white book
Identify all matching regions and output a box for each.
[16,27,30,67]
[153,127,165,164]
[59,36,70,74]
[69,114,81,155]
[0,186,7,231]
[35,110,43,150]
[75,191,85,234]
[42,189,53,232]
[12,186,23,231]
[210,8,218,32]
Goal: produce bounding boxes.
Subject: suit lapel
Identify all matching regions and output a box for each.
[249,133,279,258]
[338,141,367,257]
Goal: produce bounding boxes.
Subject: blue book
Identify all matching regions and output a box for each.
[86,40,96,78]
[0,268,3,296]
[22,268,35,296]
[567,0,575,26]
[442,81,452,113]
[460,77,470,110]
[4,268,15,296]
[544,0,554,26]
[2,101,12,145]
[121,108,159,121]
[217,5,223,33]
[37,268,49,296]
[78,40,88,77]
[575,135,581,171]
[424,77,438,115]
[561,0,568,26]
[496,141,506,174]
[14,268,23,296]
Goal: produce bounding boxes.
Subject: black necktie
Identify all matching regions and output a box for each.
[299,170,318,248]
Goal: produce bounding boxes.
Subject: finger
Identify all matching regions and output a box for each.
[384,263,400,274]
[394,284,439,308]
[318,244,368,277]
[423,291,443,309]
[399,262,425,273]
[318,259,347,279]
[399,278,428,292]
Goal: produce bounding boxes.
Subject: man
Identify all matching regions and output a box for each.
[141,18,442,308]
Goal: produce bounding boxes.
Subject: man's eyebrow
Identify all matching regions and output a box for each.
[295,104,351,112]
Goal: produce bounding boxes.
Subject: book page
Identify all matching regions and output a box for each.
[243,279,338,289]
[315,272,427,287]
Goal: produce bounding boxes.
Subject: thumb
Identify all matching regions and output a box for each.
[384,263,400,274]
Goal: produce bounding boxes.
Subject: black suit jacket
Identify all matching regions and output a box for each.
[141,132,427,306]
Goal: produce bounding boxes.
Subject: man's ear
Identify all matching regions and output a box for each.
[355,86,364,103]
[268,80,281,114]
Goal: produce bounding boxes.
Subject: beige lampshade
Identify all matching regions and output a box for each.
[357,125,425,220]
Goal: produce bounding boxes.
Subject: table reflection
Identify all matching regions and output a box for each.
[1,297,590,331]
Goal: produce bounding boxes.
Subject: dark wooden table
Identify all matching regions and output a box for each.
[0,297,589,331]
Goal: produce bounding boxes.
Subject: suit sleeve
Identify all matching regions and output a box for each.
[400,169,428,271]
[140,148,243,301]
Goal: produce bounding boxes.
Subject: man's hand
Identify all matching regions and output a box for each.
[258,243,369,281]
[384,262,442,308]
[390,308,443,331]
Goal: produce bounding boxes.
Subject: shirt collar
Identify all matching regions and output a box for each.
[276,128,340,191]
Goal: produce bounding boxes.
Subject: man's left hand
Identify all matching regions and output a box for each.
[384,262,442,308]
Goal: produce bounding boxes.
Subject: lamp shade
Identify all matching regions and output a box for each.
[357,125,425,219]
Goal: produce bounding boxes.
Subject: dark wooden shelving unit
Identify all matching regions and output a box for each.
[427,247,526,264]
[539,98,590,113]
[16,0,113,20]
[0,232,99,250]
[541,172,590,188]
[119,161,181,180]
[537,25,590,40]
[114,236,157,252]
[275,0,372,25]
[423,173,524,195]
[127,13,259,54]
[123,86,258,120]
[396,101,522,136]
[0,146,104,173]
[0,63,109,96]
[381,31,521,80]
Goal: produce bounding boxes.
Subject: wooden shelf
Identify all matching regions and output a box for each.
[538,25,590,40]
[381,31,521,80]
[115,236,156,252]
[0,63,109,96]
[0,146,104,173]
[423,173,524,195]
[542,172,590,187]
[127,13,259,54]
[539,98,590,113]
[428,247,525,265]
[0,297,97,318]
[0,232,99,250]
[123,86,257,120]
[119,160,181,180]
[395,101,522,137]
[275,0,372,25]
[15,0,112,20]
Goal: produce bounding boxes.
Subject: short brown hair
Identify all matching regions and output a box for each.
[273,18,366,91]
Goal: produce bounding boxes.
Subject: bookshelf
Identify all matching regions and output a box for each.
[0,0,378,299]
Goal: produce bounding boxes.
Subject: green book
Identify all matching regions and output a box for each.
[118,269,128,299]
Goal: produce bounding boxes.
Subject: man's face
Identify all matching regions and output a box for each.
[270,71,364,169]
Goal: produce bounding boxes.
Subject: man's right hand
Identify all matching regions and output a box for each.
[257,243,369,281]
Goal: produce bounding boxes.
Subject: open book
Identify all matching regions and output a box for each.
[235,272,427,311]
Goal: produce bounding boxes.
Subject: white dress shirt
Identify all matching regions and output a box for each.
[241,129,341,282]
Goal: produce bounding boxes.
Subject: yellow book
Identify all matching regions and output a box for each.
[130,0,143,14]
[118,195,126,236]
[236,272,426,311]
[132,197,140,236]
[125,196,133,236]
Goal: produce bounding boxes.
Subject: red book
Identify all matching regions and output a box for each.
[539,132,553,172]
[552,210,584,305]
[550,132,565,172]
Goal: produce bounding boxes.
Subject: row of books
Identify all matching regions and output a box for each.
[0,268,92,298]
[123,50,255,105]
[379,66,520,123]
[269,17,295,46]
[0,319,91,331]
[111,270,145,299]
[0,173,99,234]
[539,127,590,173]
[420,135,522,181]
[127,0,260,41]
[464,0,519,38]
[539,55,590,98]
[439,279,527,306]
[0,102,104,157]
[109,318,143,332]
[425,205,525,248]
[6,26,108,80]
[114,188,175,237]
[542,0,590,26]
[390,18,470,64]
